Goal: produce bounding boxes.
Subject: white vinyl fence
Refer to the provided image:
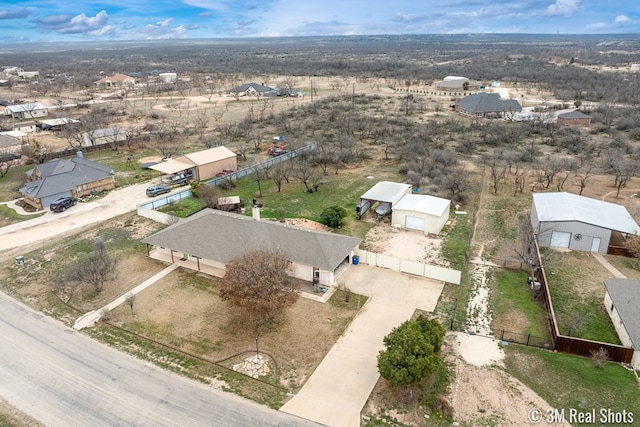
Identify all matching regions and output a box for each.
[355,249,461,285]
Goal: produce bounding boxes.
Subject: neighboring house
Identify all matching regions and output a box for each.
[149,146,237,182]
[141,209,361,287]
[158,73,177,83]
[40,118,80,131]
[83,127,126,146]
[0,133,22,158]
[530,192,640,253]
[229,83,278,97]
[5,102,48,120]
[94,73,136,88]
[17,71,39,79]
[19,153,115,210]
[557,110,592,127]
[13,121,37,133]
[391,194,451,235]
[604,278,640,370]
[434,76,481,91]
[357,181,412,219]
[455,92,522,119]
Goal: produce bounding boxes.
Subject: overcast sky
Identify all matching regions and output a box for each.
[0,0,638,43]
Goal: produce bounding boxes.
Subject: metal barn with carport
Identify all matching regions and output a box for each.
[357,181,411,219]
[391,194,451,234]
[530,192,640,253]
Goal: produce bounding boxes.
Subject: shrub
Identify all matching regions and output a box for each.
[320,205,348,228]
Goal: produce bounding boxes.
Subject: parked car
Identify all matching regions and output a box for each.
[50,196,77,212]
[146,184,171,197]
[268,146,288,156]
[161,172,193,185]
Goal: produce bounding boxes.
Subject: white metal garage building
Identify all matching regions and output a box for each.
[392,194,451,235]
[531,192,640,253]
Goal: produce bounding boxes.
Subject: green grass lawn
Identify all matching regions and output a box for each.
[492,269,551,338]
[504,345,640,415]
[0,163,32,202]
[545,251,621,344]
[158,197,207,218]
[0,204,46,227]
[218,165,401,236]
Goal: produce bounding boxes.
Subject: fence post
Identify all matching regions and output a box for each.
[501,329,504,340]
[526,333,531,346]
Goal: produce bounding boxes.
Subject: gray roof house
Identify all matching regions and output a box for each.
[142,209,361,287]
[531,192,640,253]
[19,154,115,210]
[0,133,22,159]
[5,102,48,120]
[455,92,521,119]
[229,83,278,97]
[604,278,640,369]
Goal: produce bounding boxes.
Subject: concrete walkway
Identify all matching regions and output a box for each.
[280,265,444,427]
[592,252,627,279]
[73,263,179,330]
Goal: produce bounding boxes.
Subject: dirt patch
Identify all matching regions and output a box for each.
[0,398,45,427]
[284,218,331,231]
[362,222,448,266]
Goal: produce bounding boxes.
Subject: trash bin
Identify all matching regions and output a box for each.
[352,255,359,265]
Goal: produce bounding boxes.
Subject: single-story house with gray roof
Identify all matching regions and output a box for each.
[557,110,591,127]
[229,83,278,97]
[5,102,48,120]
[142,208,361,287]
[19,152,115,210]
[455,92,521,119]
[604,278,640,369]
[531,192,640,253]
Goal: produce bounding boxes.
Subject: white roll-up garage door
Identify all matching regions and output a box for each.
[405,216,425,231]
[550,231,571,248]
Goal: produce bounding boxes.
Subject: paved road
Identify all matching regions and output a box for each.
[0,183,152,262]
[0,292,319,427]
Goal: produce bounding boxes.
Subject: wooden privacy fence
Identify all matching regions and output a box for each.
[531,237,634,364]
[355,249,461,285]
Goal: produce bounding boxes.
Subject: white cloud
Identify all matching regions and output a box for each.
[37,10,114,36]
[546,0,580,17]
[614,15,631,24]
[136,18,194,39]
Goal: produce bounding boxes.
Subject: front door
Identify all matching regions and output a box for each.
[590,237,601,252]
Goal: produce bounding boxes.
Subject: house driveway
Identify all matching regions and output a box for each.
[280,264,444,427]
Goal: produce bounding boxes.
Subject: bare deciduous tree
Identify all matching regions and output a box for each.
[125,292,136,314]
[219,249,300,351]
[65,238,118,293]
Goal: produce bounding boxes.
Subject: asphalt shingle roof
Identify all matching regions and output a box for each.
[557,110,591,119]
[604,278,640,349]
[19,157,114,199]
[457,92,521,113]
[142,209,362,271]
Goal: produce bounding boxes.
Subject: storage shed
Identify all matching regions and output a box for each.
[531,192,640,253]
[392,194,451,234]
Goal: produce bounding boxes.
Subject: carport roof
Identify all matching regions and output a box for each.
[183,146,236,165]
[394,194,451,216]
[532,192,640,235]
[360,181,411,204]
[149,158,193,175]
[142,209,362,271]
[604,278,640,349]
